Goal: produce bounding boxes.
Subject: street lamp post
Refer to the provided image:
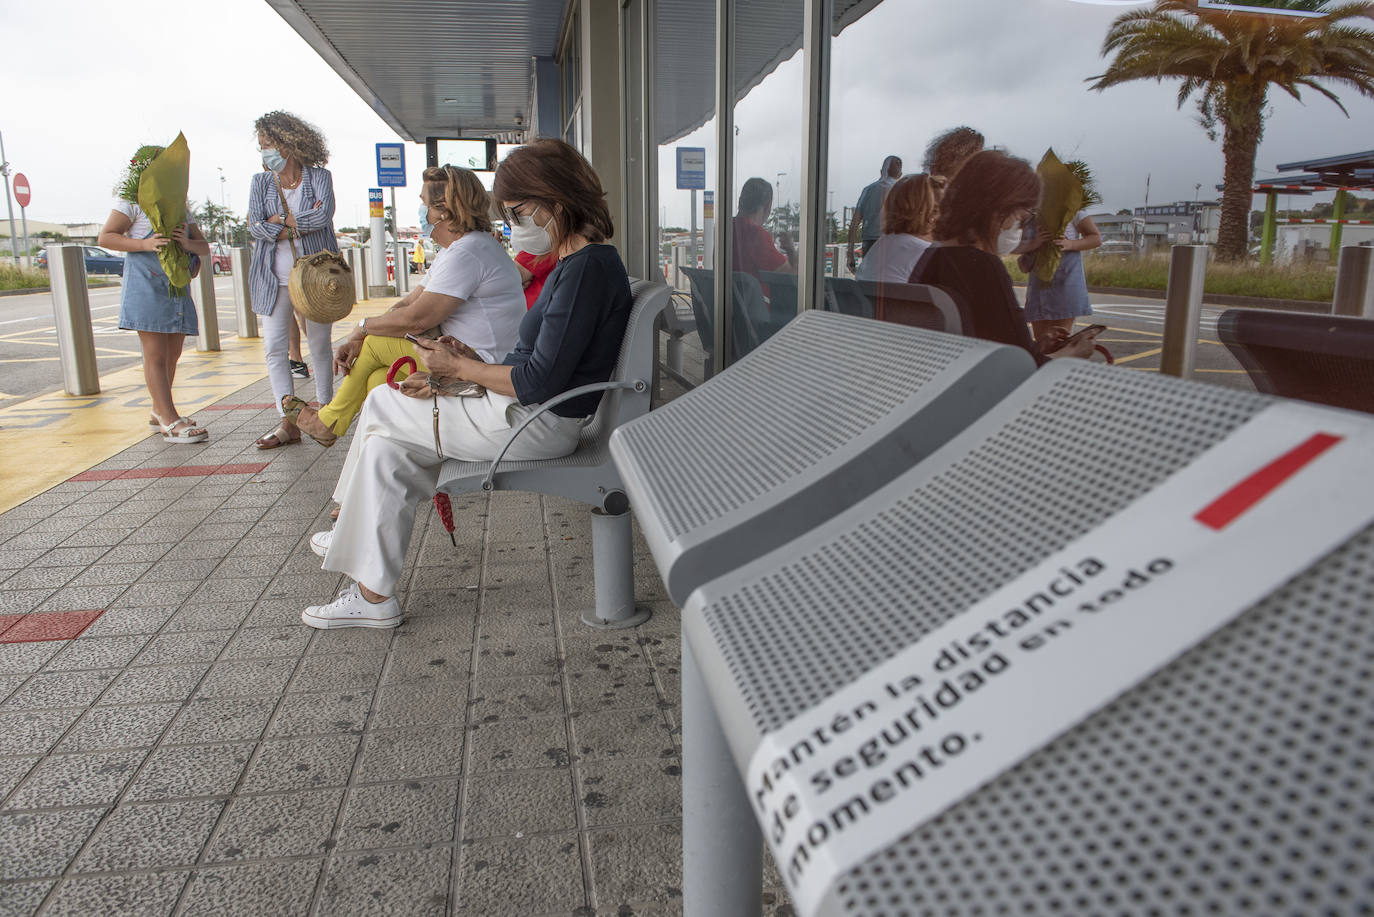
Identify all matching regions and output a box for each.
[217,167,228,245]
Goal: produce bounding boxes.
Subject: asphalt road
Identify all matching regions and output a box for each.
[0,276,240,411]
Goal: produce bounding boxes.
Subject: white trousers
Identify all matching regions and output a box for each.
[263,286,335,414]
[323,384,587,596]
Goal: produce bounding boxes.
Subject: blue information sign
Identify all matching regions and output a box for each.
[676,147,706,190]
[376,143,406,187]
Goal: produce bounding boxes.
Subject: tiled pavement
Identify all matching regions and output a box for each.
[0,374,793,916]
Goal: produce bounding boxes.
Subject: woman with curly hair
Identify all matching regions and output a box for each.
[247,111,339,449]
[97,144,212,443]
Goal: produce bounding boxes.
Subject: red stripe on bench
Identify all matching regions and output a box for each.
[0,610,104,643]
[69,462,269,482]
[1195,432,1343,531]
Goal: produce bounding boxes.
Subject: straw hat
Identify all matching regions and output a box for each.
[288,251,355,324]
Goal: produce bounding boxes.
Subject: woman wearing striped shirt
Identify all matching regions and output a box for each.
[247,111,339,449]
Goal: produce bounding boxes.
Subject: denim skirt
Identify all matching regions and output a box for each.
[1024,250,1093,322]
[118,250,198,335]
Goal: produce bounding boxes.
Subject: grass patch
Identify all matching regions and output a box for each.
[1005,253,1335,302]
[0,264,51,292]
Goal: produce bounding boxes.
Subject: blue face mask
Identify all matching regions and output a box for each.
[261,147,286,172]
[418,204,434,239]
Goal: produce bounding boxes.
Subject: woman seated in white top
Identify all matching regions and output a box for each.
[288,165,526,446]
[855,173,944,284]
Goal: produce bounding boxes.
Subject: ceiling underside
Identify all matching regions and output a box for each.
[268,0,882,145]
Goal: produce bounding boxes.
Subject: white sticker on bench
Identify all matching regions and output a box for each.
[745,400,1374,917]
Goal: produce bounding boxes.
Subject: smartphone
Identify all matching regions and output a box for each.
[1043,324,1106,354]
[1064,323,1106,346]
[403,332,421,345]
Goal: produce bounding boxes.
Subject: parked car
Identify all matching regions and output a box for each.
[82,246,125,276]
[210,243,232,275]
[34,249,47,269]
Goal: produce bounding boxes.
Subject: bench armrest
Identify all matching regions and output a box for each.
[480,379,648,491]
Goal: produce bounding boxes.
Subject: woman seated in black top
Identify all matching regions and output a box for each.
[300,139,633,630]
[910,149,1098,364]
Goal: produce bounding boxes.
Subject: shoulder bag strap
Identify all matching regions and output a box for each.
[274,178,301,263]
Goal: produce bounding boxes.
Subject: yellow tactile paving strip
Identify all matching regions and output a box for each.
[0,298,397,515]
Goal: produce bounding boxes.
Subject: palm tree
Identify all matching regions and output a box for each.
[1089,0,1374,261]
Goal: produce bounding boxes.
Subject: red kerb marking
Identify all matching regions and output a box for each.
[0,615,24,637]
[0,610,104,643]
[69,463,269,482]
[1195,433,1343,531]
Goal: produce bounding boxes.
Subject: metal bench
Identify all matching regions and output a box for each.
[680,266,771,370]
[821,277,874,319]
[436,278,671,628]
[858,279,963,333]
[670,359,1374,915]
[610,310,1035,606]
[1217,307,1374,413]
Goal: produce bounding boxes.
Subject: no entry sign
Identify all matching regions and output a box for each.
[13,173,30,209]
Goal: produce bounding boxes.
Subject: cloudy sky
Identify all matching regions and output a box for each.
[660,0,1374,225]
[3,0,1371,234]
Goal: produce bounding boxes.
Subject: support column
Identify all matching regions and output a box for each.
[682,640,762,917]
[1260,191,1277,265]
[1160,244,1208,379]
[1330,188,1346,256]
[582,504,651,629]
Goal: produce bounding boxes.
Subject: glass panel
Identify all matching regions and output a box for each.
[728,0,805,364]
[654,0,716,393]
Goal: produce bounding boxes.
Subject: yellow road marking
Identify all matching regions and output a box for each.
[1112,347,1163,365]
[0,298,397,515]
[0,357,59,364]
[1194,368,1248,374]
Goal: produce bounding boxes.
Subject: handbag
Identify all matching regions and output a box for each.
[385,355,484,461]
[276,179,355,324]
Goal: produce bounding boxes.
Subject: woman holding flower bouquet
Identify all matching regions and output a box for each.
[98,143,212,444]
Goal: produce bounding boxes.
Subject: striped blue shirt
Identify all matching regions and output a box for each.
[247,167,338,317]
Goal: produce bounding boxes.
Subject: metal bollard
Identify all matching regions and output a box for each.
[47,244,100,396]
[673,245,685,291]
[394,242,410,294]
[582,505,651,629]
[230,247,257,337]
[1332,245,1374,319]
[666,335,685,375]
[189,258,220,351]
[1160,244,1208,379]
[349,248,368,302]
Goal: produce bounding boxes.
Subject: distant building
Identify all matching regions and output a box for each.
[1133,200,1220,248]
[1275,223,1374,264]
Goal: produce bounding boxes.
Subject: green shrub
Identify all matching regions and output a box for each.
[0,264,50,292]
[1005,252,1334,302]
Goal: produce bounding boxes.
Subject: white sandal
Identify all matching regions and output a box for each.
[158,416,209,444]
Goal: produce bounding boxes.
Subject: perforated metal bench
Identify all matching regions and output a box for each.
[859,280,963,334]
[610,311,1035,607]
[436,278,671,628]
[670,360,1374,915]
[1217,307,1374,413]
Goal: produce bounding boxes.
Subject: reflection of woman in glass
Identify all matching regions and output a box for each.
[1020,211,1103,347]
[855,174,943,283]
[246,111,338,449]
[97,145,212,444]
[911,151,1099,362]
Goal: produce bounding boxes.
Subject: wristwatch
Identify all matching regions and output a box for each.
[357,317,368,335]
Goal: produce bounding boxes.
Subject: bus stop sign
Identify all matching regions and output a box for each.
[376,143,406,188]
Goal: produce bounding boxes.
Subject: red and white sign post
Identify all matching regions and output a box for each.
[13,173,31,267]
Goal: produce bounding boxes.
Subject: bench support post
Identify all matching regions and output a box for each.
[581,507,652,629]
[683,640,762,917]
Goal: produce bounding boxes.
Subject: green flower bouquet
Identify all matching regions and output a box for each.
[1032,149,1102,284]
[119,133,194,296]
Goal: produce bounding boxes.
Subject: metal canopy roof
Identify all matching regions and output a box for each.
[268,0,883,146]
[1276,150,1374,173]
[266,0,568,141]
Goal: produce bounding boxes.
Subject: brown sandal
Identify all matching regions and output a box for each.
[282,395,338,447]
[255,425,301,450]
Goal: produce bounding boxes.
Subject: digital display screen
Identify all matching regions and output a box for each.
[425,138,497,171]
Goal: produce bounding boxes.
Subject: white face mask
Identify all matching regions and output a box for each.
[995,222,1023,255]
[509,207,553,256]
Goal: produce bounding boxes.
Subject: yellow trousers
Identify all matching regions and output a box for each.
[317,335,426,435]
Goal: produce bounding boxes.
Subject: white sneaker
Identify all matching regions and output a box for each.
[301,583,402,630]
[310,528,333,558]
